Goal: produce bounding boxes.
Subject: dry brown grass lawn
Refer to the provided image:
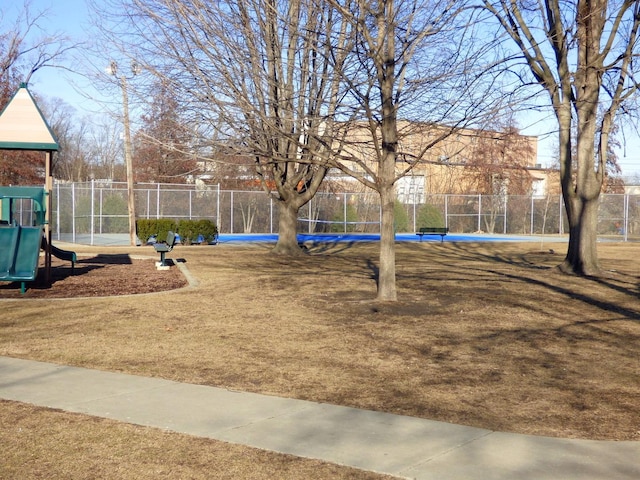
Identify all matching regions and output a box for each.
[1,240,639,476]
[1,400,392,480]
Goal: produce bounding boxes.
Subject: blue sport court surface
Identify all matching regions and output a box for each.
[218,232,568,244]
[55,232,576,246]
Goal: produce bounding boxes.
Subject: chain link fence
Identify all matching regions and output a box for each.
[50,181,640,244]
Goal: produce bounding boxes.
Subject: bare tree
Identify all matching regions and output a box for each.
[133,81,196,183]
[1,2,75,183]
[482,1,640,275]
[1,2,73,86]
[464,120,535,233]
[326,0,494,300]
[40,98,91,182]
[85,116,127,181]
[209,152,264,233]
[93,0,350,254]
[466,127,535,195]
[600,116,625,193]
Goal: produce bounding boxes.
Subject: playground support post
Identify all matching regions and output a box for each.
[44,151,53,282]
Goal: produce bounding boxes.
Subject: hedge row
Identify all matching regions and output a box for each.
[137,218,218,245]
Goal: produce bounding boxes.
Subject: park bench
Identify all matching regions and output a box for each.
[153,231,178,267]
[416,226,448,242]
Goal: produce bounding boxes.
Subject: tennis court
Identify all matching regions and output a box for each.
[56,231,572,246]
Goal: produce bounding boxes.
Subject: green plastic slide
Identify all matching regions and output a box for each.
[0,225,43,283]
[0,226,20,278]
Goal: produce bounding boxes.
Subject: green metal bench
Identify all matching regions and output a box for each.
[416,227,448,242]
[153,231,177,267]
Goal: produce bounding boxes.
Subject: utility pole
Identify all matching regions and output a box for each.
[109,60,140,246]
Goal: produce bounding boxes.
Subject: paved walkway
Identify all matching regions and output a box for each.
[1,356,638,479]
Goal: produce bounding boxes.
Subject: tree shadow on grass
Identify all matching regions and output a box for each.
[416,242,640,321]
[327,245,640,438]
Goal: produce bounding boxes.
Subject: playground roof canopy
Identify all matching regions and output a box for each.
[0,83,59,151]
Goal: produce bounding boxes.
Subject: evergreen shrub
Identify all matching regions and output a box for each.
[177,219,218,244]
[394,200,410,232]
[416,204,445,228]
[136,219,178,243]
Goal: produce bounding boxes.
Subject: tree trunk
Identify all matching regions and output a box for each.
[377,184,397,301]
[558,70,603,276]
[272,201,303,255]
[560,194,600,275]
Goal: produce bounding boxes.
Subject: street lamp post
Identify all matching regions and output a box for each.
[109,60,139,246]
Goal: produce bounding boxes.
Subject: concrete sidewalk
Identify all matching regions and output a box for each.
[1,356,638,479]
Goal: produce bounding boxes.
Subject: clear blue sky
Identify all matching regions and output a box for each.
[23,0,103,114]
[11,0,640,176]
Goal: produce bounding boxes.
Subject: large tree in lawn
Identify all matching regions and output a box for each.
[95,0,348,255]
[327,0,490,300]
[482,1,640,275]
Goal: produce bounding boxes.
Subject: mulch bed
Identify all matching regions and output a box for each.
[0,254,187,299]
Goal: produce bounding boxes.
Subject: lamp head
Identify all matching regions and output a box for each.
[107,61,118,76]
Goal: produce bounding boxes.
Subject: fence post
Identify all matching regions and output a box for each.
[230,191,234,234]
[90,179,95,245]
[477,194,482,232]
[503,195,507,234]
[623,194,629,242]
[412,191,417,232]
[216,184,220,233]
[99,186,103,234]
[55,182,60,241]
[71,182,76,243]
[445,194,449,228]
[559,195,564,235]
[530,194,534,234]
[343,195,348,233]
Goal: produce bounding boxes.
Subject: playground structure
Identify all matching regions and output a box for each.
[0,83,76,293]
